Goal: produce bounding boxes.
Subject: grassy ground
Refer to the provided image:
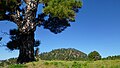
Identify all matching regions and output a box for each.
[4,60,120,68]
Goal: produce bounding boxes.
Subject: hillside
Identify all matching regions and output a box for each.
[39,48,87,61]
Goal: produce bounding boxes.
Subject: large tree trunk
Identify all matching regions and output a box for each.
[17,31,35,64]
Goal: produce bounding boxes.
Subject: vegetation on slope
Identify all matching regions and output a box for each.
[40,48,87,61]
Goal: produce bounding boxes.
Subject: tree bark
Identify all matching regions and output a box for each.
[17,31,35,64]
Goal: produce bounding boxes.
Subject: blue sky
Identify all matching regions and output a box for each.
[0,0,120,60]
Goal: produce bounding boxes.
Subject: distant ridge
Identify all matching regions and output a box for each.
[39,48,87,61]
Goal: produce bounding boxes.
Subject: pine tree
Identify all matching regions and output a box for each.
[0,0,82,63]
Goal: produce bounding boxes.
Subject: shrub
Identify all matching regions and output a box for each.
[88,51,101,61]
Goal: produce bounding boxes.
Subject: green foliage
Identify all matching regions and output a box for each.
[88,51,101,61]
[72,61,82,68]
[43,0,82,21]
[6,29,40,50]
[0,0,20,19]
[6,0,19,12]
[44,62,49,65]
[9,64,27,68]
[0,0,6,12]
[0,0,82,33]
[0,0,6,19]
[0,0,82,21]
[0,0,20,12]
[102,55,120,60]
[40,48,87,61]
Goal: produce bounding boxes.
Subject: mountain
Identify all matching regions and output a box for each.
[39,48,87,61]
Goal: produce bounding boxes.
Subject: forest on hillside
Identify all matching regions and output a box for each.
[40,48,87,61]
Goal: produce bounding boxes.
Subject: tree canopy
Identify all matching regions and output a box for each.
[88,51,101,61]
[0,0,82,34]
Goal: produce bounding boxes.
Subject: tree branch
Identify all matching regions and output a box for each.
[0,14,16,23]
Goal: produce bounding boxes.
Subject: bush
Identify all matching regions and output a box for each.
[88,51,101,61]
